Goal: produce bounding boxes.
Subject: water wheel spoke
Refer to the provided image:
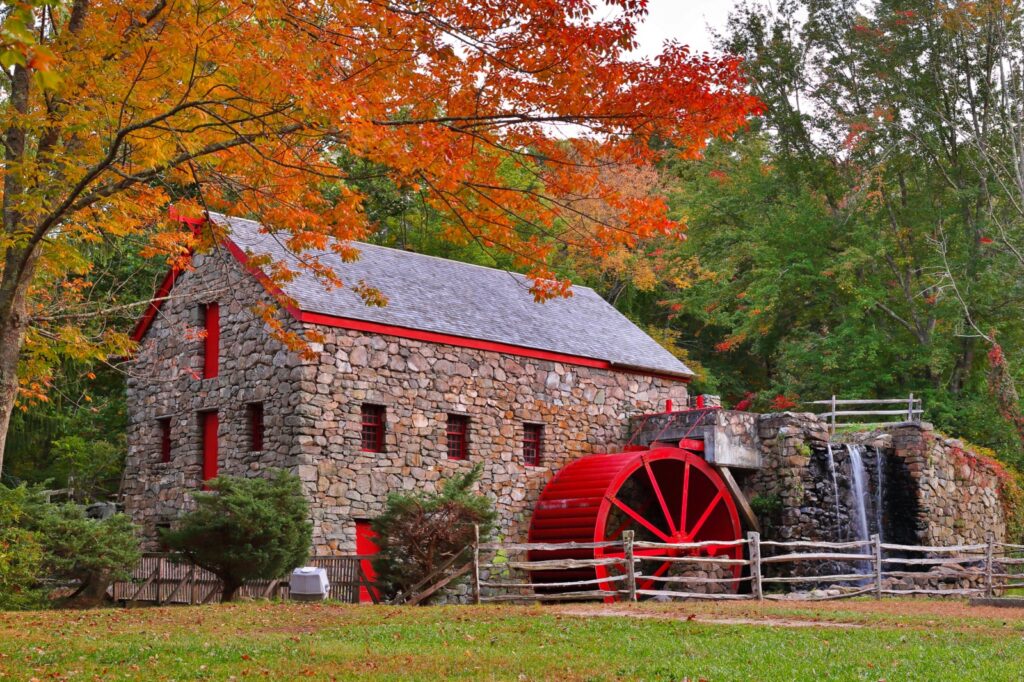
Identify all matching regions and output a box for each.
[679,461,691,535]
[688,490,725,540]
[638,560,673,591]
[607,495,673,543]
[643,458,678,536]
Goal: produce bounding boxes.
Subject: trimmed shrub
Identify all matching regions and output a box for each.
[371,464,496,602]
[161,470,312,602]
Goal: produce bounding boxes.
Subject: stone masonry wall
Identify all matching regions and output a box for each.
[743,413,1007,547]
[292,327,689,554]
[847,424,1006,547]
[124,247,302,541]
[124,247,690,553]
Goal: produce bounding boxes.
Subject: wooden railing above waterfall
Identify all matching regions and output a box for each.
[808,394,923,432]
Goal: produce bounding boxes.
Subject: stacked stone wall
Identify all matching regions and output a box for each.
[124,249,301,540]
[124,248,689,553]
[293,327,688,553]
[744,413,1007,549]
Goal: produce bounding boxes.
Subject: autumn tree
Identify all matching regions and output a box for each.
[652,0,1024,462]
[0,0,761,475]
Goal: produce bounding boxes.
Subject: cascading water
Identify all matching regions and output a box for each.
[846,445,872,566]
[825,443,842,538]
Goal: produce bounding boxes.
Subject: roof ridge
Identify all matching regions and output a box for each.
[208,212,598,295]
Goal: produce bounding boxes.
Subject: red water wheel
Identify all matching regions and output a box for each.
[527,447,743,598]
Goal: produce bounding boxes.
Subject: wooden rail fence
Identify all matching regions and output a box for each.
[110,554,378,605]
[472,529,1024,603]
[809,394,923,431]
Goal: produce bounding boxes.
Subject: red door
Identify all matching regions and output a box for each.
[202,411,219,482]
[355,520,379,603]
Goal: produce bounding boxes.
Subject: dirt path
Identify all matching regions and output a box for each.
[551,597,1024,630]
[553,605,862,628]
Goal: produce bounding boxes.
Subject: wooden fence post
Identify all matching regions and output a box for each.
[908,393,915,422]
[471,524,482,605]
[986,535,995,598]
[872,534,883,599]
[623,530,637,602]
[747,531,762,602]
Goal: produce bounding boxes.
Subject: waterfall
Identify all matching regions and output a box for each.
[847,445,873,574]
[825,443,842,539]
[874,445,885,544]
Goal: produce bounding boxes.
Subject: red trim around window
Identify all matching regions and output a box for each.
[360,404,386,452]
[201,411,219,481]
[202,303,220,379]
[446,414,470,460]
[523,423,543,467]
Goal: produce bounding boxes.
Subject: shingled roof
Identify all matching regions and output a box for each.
[212,213,693,378]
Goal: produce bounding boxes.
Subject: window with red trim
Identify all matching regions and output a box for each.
[158,418,172,463]
[199,303,219,379]
[446,414,469,460]
[523,423,543,467]
[199,410,219,482]
[361,404,386,452]
[248,402,264,452]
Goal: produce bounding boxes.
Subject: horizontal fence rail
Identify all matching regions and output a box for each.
[808,394,923,431]
[470,529,1024,604]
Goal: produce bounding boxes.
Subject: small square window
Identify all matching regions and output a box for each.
[361,404,386,452]
[248,403,264,452]
[523,423,543,467]
[446,414,470,460]
[158,418,172,463]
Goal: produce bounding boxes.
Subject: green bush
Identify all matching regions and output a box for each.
[371,465,496,603]
[0,484,139,609]
[0,486,46,610]
[161,470,312,602]
[28,503,140,603]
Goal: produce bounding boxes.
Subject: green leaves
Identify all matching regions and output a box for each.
[370,464,497,602]
[161,470,312,601]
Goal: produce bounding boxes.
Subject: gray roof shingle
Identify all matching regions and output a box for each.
[212,213,692,378]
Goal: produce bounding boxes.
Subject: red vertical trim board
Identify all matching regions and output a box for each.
[202,411,219,481]
[203,302,220,378]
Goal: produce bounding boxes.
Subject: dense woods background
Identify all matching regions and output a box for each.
[7,0,1024,495]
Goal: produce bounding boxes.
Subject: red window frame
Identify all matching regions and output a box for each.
[200,410,219,482]
[158,418,172,463]
[248,402,264,452]
[200,303,219,379]
[446,414,469,460]
[523,423,543,467]
[360,404,386,452]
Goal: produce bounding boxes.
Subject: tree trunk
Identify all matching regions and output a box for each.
[0,263,35,479]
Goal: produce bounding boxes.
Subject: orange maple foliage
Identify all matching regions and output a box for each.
[0,0,762,470]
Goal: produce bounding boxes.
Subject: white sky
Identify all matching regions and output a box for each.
[617,1,738,58]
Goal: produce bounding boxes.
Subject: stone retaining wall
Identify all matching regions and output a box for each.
[743,413,1007,549]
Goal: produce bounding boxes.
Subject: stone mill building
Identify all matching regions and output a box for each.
[124,213,692,554]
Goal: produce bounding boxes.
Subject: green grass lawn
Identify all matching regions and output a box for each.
[2,599,1023,681]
